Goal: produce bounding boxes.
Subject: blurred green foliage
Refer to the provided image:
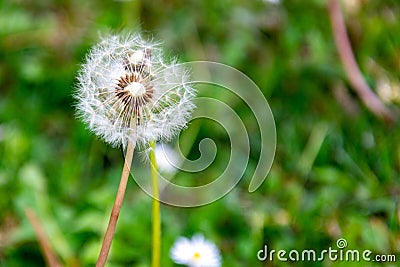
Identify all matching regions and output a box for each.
[1,0,400,266]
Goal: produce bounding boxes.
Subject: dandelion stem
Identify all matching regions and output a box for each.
[327,0,395,122]
[96,141,135,267]
[149,140,161,267]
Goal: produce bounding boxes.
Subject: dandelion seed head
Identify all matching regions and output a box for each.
[75,33,195,148]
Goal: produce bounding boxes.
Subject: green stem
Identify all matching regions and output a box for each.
[149,141,161,267]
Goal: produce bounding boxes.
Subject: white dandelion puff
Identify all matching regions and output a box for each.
[170,234,222,267]
[74,33,196,148]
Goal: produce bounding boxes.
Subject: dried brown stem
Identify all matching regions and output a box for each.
[96,141,135,267]
[25,208,62,267]
[327,0,396,122]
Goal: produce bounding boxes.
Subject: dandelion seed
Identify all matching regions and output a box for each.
[170,234,221,267]
[75,33,195,148]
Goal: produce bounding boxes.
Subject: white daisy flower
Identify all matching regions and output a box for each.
[75,33,195,148]
[170,234,221,267]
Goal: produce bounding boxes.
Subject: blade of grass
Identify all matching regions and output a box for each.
[25,208,62,267]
